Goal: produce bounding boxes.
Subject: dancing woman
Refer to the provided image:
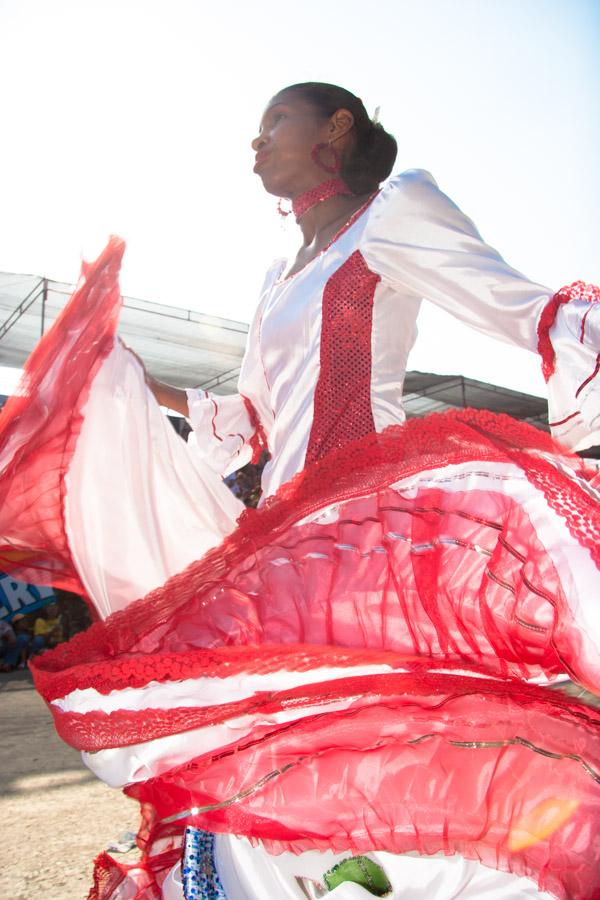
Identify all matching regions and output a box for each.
[1,82,600,899]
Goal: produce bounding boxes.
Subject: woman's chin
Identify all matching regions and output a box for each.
[257,177,283,198]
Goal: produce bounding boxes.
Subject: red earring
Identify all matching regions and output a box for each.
[311,142,342,174]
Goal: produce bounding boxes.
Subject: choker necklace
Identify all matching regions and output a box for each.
[292,177,353,222]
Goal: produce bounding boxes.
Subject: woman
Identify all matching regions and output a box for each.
[1,83,600,899]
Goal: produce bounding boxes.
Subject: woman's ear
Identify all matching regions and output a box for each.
[329,108,355,141]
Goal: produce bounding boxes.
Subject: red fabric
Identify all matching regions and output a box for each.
[5,240,600,897]
[292,177,352,221]
[35,643,427,703]
[241,394,268,464]
[87,847,180,900]
[31,407,600,698]
[537,280,600,381]
[0,236,125,592]
[49,668,599,754]
[125,674,600,900]
[306,250,379,462]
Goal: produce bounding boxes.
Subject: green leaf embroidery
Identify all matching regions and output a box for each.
[323,856,392,896]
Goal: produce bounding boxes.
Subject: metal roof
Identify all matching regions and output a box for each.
[402,371,549,429]
[0,272,248,395]
[4,268,598,460]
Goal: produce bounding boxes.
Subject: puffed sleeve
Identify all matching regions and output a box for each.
[185,268,275,477]
[362,170,600,451]
[185,391,263,477]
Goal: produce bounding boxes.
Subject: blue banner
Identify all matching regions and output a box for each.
[0,573,56,621]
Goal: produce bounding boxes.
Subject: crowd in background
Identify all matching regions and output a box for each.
[0,591,91,672]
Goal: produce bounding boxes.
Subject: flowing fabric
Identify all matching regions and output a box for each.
[1,171,600,899]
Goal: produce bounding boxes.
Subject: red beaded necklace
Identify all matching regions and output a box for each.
[291,177,353,222]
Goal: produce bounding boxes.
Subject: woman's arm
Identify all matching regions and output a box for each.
[364,170,551,352]
[125,307,270,478]
[125,348,190,416]
[145,375,190,417]
[363,170,600,450]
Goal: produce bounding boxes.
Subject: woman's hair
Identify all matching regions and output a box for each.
[276,82,397,195]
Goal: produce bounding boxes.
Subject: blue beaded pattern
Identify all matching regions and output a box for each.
[182,827,227,899]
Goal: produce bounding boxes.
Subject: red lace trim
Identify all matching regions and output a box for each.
[537,280,600,382]
[306,251,379,462]
[36,643,426,702]
[0,236,125,593]
[242,395,268,464]
[50,668,600,753]
[30,408,599,701]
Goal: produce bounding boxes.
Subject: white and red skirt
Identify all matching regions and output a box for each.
[1,240,600,900]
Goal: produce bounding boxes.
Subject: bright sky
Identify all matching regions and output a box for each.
[1,0,599,397]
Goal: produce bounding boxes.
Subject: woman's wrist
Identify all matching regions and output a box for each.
[148,379,189,416]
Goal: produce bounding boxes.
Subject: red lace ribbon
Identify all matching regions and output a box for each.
[537,280,600,382]
[241,395,268,464]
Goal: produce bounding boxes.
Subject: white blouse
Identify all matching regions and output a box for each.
[186,170,600,498]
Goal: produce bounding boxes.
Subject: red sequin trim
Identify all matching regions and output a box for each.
[242,395,268,464]
[292,178,352,222]
[306,251,379,463]
[537,280,600,382]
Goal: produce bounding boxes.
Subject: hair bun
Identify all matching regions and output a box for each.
[342,122,398,195]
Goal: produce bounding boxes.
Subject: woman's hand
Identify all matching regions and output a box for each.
[125,345,190,416]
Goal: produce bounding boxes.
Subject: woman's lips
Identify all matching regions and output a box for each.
[253,151,271,173]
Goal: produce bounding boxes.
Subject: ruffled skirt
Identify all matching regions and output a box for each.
[2,240,600,900]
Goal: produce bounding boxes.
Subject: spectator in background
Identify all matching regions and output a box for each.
[0,618,17,671]
[33,601,63,650]
[0,613,36,670]
[54,588,92,641]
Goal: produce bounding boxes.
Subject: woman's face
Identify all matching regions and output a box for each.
[251,92,335,198]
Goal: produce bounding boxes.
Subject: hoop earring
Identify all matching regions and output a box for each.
[277,198,292,217]
[311,142,342,175]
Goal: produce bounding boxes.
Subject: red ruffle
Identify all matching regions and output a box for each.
[537,280,600,382]
[5,241,600,898]
[125,673,600,900]
[87,846,180,900]
[31,407,600,699]
[50,668,600,754]
[0,236,125,593]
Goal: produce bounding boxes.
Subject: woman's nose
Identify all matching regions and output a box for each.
[251,132,267,152]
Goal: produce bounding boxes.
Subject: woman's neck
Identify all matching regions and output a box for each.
[297,193,369,248]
